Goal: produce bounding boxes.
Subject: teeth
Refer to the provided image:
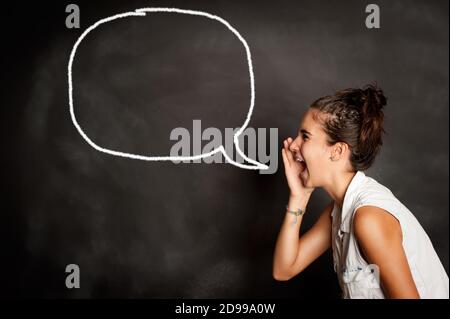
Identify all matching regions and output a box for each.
[295,156,305,163]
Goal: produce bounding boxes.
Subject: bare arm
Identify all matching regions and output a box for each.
[273,137,333,281]
[354,206,420,298]
[273,198,333,281]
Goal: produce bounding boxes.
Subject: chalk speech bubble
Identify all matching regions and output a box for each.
[68,7,269,170]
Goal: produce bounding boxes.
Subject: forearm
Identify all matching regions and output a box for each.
[273,194,311,277]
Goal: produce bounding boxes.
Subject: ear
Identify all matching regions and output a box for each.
[331,142,349,160]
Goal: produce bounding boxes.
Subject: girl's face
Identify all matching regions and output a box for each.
[289,108,334,188]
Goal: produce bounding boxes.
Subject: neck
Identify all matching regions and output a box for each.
[322,170,357,210]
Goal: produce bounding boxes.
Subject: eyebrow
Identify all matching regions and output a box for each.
[299,128,313,136]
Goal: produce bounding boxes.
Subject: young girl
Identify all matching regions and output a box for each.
[272,84,449,299]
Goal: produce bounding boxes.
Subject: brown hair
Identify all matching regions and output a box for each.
[310,83,387,171]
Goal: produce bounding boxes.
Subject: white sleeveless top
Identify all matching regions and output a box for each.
[331,170,449,299]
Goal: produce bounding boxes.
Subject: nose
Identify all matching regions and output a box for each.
[289,136,301,153]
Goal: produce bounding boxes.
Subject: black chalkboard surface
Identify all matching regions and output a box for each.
[2,0,448,298]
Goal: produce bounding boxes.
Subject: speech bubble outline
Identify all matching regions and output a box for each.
[68,7,269,170]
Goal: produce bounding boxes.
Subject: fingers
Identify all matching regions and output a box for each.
[286,137,294,153]
[283,138,293,150]
[282,140,290,168]
[287,137,293,145]
[281,148,289,168]
[282,138,294,167]
[284,138,295,163]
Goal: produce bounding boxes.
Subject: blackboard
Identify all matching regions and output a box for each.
[2,0,448,298]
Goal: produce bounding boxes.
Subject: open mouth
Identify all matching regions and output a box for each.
[294,154,307,173]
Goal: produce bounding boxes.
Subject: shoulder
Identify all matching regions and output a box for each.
[355,177,390,200]
[352,176,401,218]
[355,175,396,200]
[353,206,402,245]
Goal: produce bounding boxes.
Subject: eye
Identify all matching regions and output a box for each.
[302,134,309,140]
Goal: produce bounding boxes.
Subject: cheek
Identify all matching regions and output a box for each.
[302,143,327,168]
[302,145,315,171]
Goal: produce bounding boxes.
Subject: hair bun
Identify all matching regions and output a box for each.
[361,83,387,114]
